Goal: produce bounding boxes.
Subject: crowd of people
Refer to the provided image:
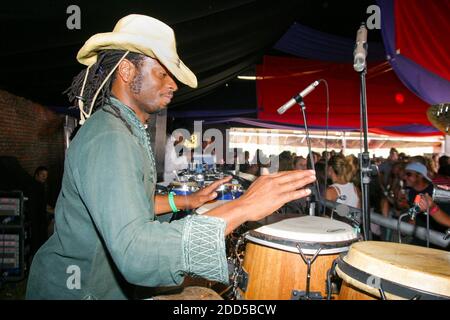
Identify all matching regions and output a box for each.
[233,147,450,245]
[164,139,450,243]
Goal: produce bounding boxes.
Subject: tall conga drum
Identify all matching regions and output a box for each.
[241,216,358,300]
[336,241,450,300]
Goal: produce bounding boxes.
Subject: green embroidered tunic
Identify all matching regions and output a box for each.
[26,98,228,299]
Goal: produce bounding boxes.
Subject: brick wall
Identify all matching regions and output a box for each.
[0,89,65,204]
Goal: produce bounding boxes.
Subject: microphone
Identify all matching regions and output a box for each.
[335,203,361,228]
[407,195,422,220]
[335,203,350,218]
[445,229,450,241]
[353,23,368,72]
[320,199,361,226]
[277,80,321,115]
[432,187,450,204]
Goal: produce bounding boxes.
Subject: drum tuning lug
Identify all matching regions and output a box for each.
[378,286,387,300]
[296,244,322,300]
[291,290,323,300]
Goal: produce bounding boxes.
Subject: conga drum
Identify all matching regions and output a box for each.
[336,241,450,300]
[241,216,358,300]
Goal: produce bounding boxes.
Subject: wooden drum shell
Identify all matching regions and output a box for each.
[242,241,340,300]
[239,215,358,300]
[336,241,450,300]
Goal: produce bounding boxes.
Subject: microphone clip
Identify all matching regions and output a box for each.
[292,93,305,105]
[407,205,421,220]
[408,194,426,220]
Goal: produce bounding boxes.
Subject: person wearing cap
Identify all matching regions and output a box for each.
[404,162,434,202]
[25,14,315,300]
[404,162,448,246]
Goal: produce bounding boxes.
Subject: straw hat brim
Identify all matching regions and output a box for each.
[76,32,197,88]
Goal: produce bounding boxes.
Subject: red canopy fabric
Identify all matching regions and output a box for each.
[257,56,440,136]
[395,0,450,82]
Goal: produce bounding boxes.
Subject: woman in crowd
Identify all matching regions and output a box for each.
[325,154,360,208]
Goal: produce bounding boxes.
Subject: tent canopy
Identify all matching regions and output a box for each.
[256,56,441,136]
[1,0,448,137]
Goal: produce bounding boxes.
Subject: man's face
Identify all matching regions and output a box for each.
[327,166,335,178]
[295,159,307,170]
[35,170,48,184]
[390,151,399,161]
[313,154,319,163]
[405,170,420,188]
[130,57,178,114]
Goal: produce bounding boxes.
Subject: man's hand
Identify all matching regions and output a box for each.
[233,170,316,222]
[186,176,233,209]
[417,193,435,212]
[204,170,316,235]
[396,190,409,209]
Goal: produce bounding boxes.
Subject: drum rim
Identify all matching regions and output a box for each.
[336,257,450,300]
[246,229,356,254]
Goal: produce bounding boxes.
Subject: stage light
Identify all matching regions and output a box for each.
[395,93,405,104]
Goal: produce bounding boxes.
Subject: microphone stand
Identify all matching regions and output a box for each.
[298,99,322,213]
[353,22,375,241]
[358,67,373,240]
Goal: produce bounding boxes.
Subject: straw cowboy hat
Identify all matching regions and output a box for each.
[77,14,197,88]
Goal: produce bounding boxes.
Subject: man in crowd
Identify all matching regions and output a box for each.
[379,147,399,187]
[404,162,448,247]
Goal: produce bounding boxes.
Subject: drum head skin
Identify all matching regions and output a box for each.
[338,241,450,299]
[246,216,358,255]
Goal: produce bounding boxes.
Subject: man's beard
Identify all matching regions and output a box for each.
[129,72,143,94]
[130,72,166,116]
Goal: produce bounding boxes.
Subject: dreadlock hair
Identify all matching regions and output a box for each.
[64,50,146,115]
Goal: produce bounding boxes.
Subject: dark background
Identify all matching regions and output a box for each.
[0,0,381,111]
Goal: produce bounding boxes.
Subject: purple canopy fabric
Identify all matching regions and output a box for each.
[377,0,450,105]
[274,22,386,62]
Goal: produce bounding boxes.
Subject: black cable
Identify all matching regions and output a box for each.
[319,79,330,215]
[299,100,321,208]
[358,73,367,240]
[398,212,410,244]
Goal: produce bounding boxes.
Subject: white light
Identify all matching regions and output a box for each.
[228,130,442,142]
[237,75,257,80]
